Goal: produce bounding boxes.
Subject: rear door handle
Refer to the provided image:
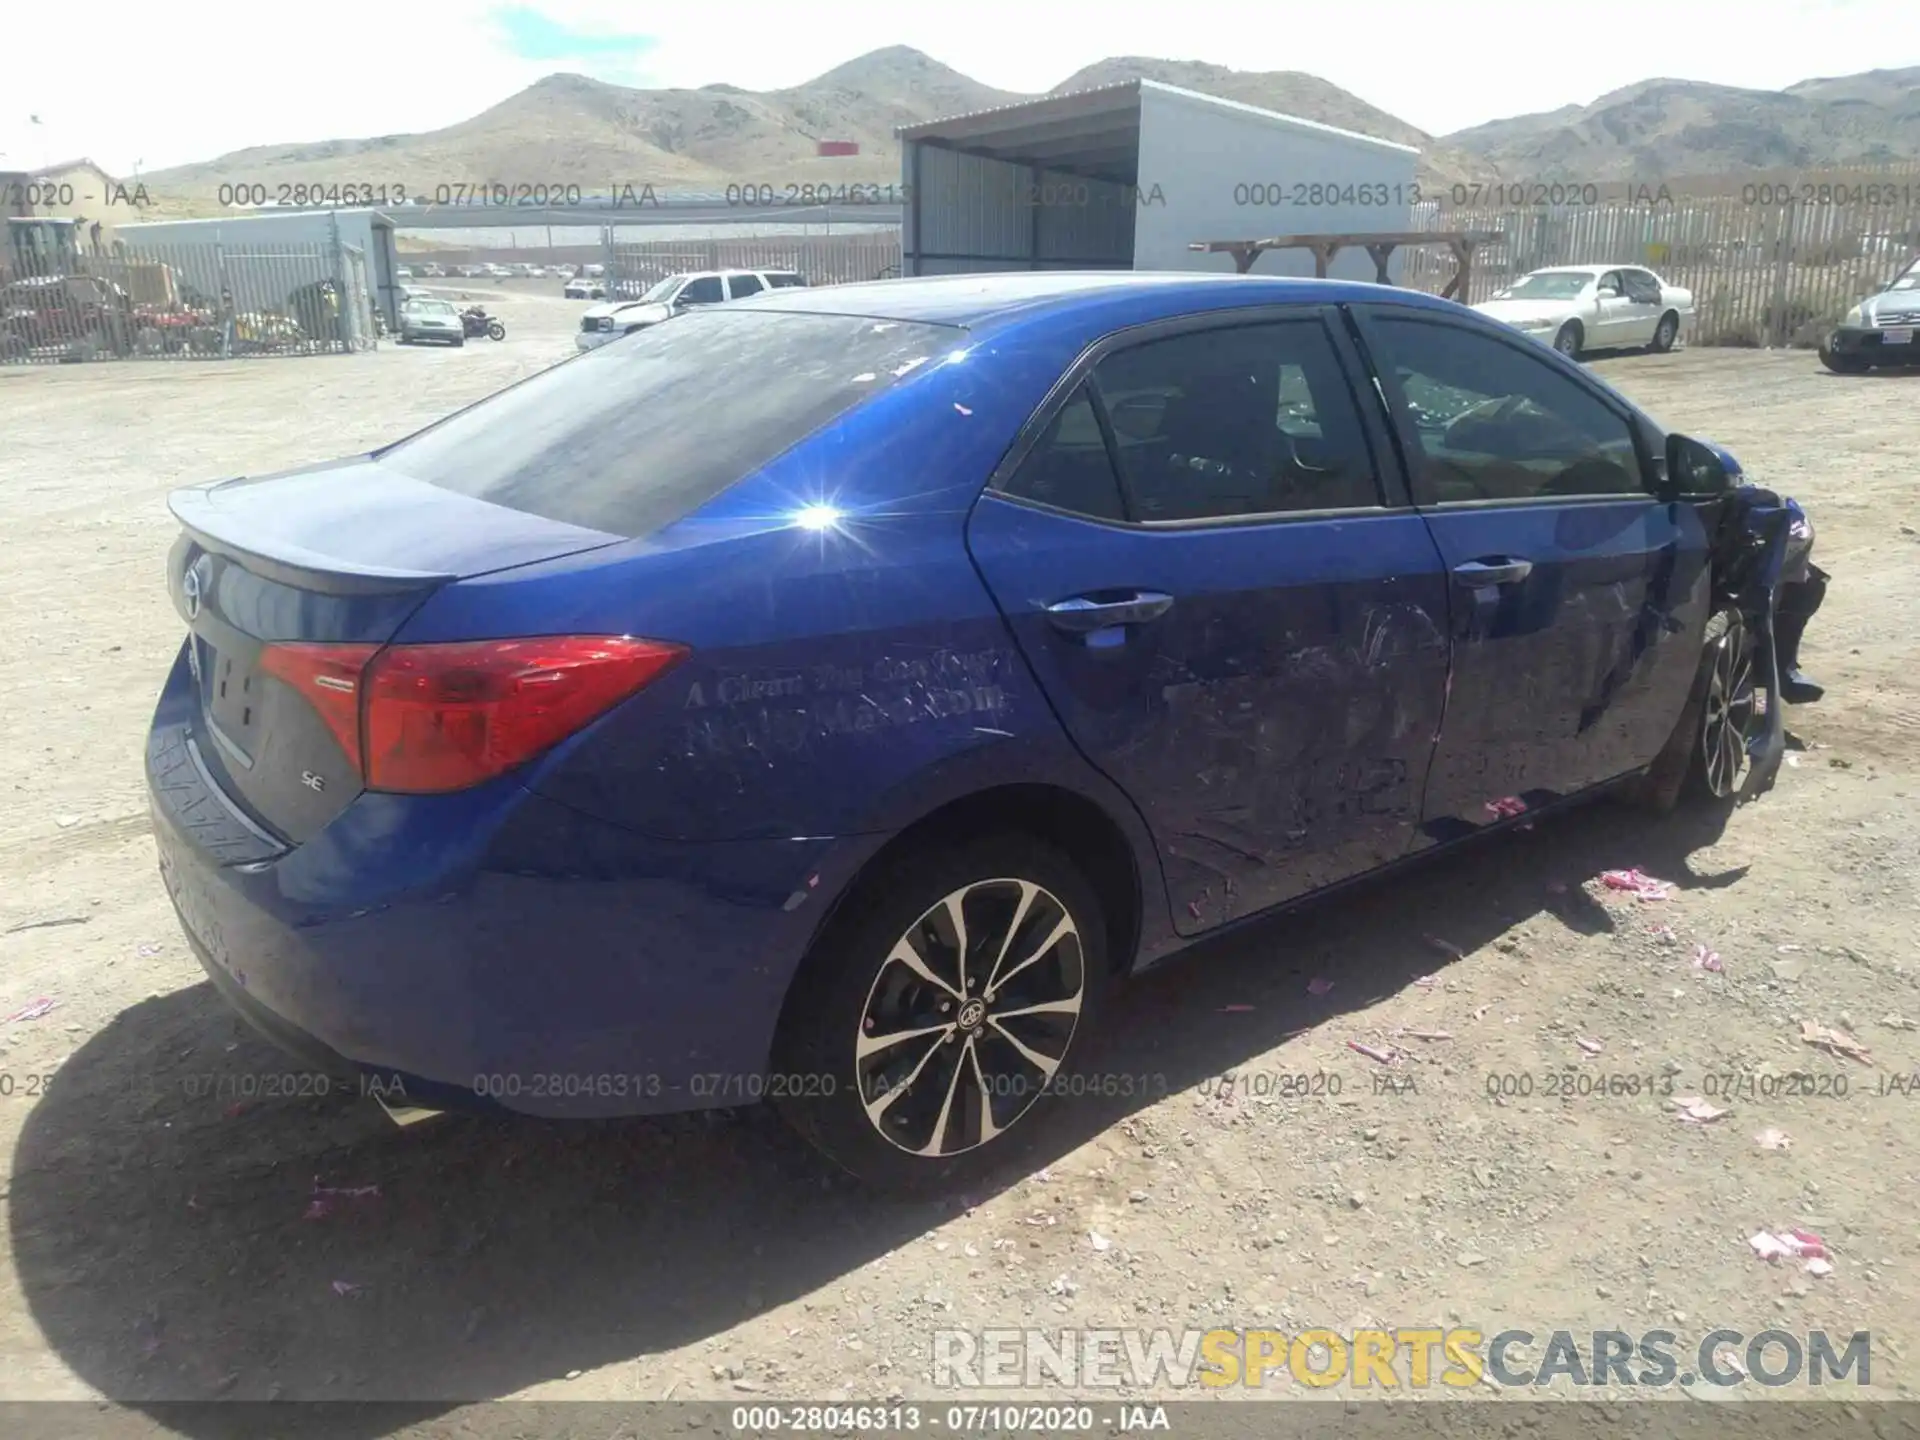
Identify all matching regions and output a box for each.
[1044,590,1175,634]
[1451,558,1534,587]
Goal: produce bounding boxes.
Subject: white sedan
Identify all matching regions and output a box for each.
[1473,264,1693,359]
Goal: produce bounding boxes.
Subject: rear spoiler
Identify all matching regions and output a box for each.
[168,483,455,595]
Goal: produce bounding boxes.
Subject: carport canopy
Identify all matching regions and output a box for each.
[896,82,1156,188]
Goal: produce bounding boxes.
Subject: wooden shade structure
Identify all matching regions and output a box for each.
[1189,229,1504,300]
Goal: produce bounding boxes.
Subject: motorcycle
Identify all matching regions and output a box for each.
[460,306,506,341]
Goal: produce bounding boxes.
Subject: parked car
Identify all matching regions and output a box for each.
[396,266,414,279]
[1819,253,1920,373]
[582,263,605,277]
[147,273,1823,1191]
[419,264,446,278]
[575,269,803,350]
[397,297,464,346]
[563,277,607,300]
[1473,265,1693,359]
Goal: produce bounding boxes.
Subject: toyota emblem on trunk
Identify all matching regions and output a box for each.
[181,563,202,620]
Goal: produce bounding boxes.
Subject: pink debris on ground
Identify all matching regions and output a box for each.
[1754,1127,1793,1150]
[1600,869,1671,900]
[1692,944,1724,972]
[1346,1040,1397,1065]
[1307,977,1335,996]
[1219,1004,1255,1013]
[1750,1228,1828,1262]
[3,997,56,1023]
[1576,1037,1604,1055]
[1484,796,1528,819]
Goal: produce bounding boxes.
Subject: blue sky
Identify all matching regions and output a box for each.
[492,5,654,75]
[2,0,1913,177]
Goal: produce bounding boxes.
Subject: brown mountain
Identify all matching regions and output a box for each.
[1049,56,1480,185]
[135,48,1920,218]
[1440,71,1920,180]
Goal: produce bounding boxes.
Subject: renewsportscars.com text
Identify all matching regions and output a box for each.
[931,1327,1871,1389]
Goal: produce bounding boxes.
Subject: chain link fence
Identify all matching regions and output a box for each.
[1,234,380,364]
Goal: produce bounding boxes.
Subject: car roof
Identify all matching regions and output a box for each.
[735,270,1470,330]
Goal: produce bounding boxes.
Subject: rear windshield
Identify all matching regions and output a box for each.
[378,309,956,536]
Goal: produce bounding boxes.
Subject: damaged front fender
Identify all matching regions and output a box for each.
[1708,481,1802,803]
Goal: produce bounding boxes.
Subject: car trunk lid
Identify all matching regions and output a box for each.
[164,458,625,844]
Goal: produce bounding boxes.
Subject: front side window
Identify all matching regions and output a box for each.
[1087,320,1382,521]
[1367,316,1647,503]
[378,310,957,537]
[679,276,725,305]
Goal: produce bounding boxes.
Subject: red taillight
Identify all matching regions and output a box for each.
[362,636,686,794]
[259,642,380,772]
[260,636,686,795]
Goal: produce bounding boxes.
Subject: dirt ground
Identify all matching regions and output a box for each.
[1,289,1916,1428]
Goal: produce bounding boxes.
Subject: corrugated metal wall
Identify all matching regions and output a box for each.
[903,143,1133,274]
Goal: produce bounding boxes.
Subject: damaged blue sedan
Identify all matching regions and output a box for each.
[147,272,1826,1190]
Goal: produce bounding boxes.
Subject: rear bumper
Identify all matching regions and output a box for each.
[148,729,880,1118]
[1823,325,1920,360]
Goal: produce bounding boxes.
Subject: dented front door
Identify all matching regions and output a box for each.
[966,309,1452,936]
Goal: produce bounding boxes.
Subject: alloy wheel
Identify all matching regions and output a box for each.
[1699,614,1759,798]
[854,878,1086,1158]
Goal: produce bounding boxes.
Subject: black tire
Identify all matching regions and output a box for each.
[1651,311,1679,353]
[397,334,411,345]
[453,336,466,347]
[1553,322,1583,359]
[487,321,505,340]
[1819,347,1868,374]
[774,833,1110,1193]
[1685,608,1761,803]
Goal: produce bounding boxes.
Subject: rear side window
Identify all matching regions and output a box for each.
[728,274,765,298]
[1090,321,1382,520]
[378,310,957,537]
[1000,384,1127,521]
[767,273,808,288]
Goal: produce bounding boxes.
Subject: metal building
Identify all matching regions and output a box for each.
[898,79,1421,281]
[113,208,404,326]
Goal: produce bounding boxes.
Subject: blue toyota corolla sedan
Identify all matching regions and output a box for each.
[148,272,1820,1190]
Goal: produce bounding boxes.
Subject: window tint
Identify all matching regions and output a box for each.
[766,273,808,288]
[378,310,956,537]
[1000,384,1127,521]
[728,274,765,298]
[1369,317,1646,502]
[1088,321,1380,521]
[679,276,724,304]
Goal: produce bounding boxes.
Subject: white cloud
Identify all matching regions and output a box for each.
[1,0,1910,176]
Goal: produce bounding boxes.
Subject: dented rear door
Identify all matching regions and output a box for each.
[966,308,1451,937]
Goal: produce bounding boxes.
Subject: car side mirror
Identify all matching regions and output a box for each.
[1664,433,1739,499]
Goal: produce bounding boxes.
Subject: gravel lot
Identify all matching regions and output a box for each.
[1,289,1916,1427]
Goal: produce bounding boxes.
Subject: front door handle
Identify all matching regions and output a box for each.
[1451,558,1534,587]
[1044,590,1175,634]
